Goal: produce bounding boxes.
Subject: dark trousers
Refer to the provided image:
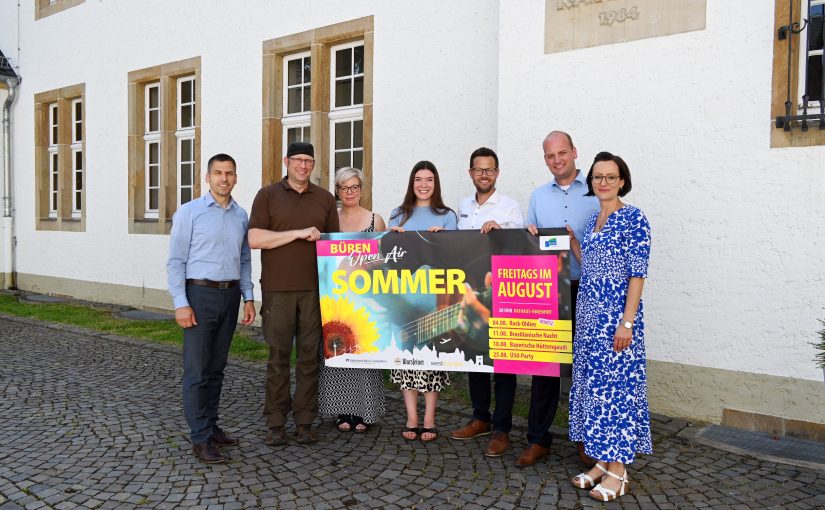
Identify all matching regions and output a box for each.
[526,279,579,448]
[262,290,322,428]
[468,372,517,433]
[182,283,241,444]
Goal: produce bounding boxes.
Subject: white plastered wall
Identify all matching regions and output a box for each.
[0,0,499,307]
[496,0,825,388]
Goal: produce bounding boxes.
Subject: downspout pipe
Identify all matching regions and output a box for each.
[1,75,20,290]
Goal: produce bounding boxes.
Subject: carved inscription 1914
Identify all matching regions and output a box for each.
[545,0,706,54]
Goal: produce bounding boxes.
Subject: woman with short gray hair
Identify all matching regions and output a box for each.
[318,167,386,433]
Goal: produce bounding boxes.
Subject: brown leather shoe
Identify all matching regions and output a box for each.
[484,431,510,457]
[265,426,287,446]
[210,426,239,446]
[577,441,597,466]
[192,441,229,464]
[449,419,491,440]
[515,443,549,467]
[296,424,319,444]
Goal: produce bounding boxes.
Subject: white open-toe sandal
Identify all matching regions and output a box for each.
[589,469,629,502]
[571,463,607,489]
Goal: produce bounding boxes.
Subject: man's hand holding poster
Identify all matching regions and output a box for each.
[316,229,572,376]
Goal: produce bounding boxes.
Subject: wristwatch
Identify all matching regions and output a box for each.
[621,320,634,330]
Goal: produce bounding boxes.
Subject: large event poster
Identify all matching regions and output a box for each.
[316,229,573,376]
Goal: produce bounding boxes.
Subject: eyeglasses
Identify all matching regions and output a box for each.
[337,184,361,194]
[591,175,620,184]
[289,157,316,167]
[470,167,498,176]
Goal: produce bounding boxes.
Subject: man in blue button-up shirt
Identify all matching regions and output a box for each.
[167,153,256,464]
[518,131,599,468]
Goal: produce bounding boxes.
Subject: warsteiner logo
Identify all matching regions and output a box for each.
[402,359,424,366]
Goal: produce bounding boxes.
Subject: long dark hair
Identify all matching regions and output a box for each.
[391,160,454,226]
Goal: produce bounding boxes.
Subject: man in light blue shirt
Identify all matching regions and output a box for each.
[167,153,256,464]
[518,131,599,467]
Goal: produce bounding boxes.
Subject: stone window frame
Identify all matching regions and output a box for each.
[35,0,85,20]
[262,16,374,208]
[771,0,825,147]
[34,83,85,232]
[127,57,201,235]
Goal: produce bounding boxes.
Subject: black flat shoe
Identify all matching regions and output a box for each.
[335,415,353,432]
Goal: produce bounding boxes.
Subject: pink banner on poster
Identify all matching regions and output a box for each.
[494,359,560,377]
[316,239,380,257]
[491,255,559,320]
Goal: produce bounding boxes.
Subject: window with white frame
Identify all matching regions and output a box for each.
[283,52,312,150]
[177,76,196,206]
[35,84,85,230]
[48,103,58,218]
[329,41,364,189]
[798,0,824,111]
[144,83,160,218]
[71,99,83,218]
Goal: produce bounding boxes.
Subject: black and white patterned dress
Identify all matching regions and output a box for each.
[318,214,386,423]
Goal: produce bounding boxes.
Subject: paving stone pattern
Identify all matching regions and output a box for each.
[1,315,824,509]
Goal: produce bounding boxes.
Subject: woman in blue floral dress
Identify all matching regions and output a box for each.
[567,152,652,502]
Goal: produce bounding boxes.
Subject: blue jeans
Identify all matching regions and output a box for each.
[182,283,241,444]
[468,372,517,433]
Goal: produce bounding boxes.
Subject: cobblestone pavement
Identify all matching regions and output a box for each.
[1,314,824,510]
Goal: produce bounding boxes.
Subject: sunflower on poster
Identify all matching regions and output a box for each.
[320,295,380,358]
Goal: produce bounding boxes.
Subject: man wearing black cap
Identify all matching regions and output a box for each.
[248,142,339,445]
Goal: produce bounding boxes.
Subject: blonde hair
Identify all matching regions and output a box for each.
[334,167,364,188]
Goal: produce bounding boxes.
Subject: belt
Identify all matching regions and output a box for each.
[186,279,239,289]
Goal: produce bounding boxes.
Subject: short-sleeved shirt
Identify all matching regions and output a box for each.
[457,190,524,230]
[248,178,339,291]
[527,170,599,279]
[388,206,457,230]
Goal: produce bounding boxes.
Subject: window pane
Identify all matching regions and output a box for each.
[335,151,350,170]
[75,122,82,142]
[52,194,57,211]
[335,121,352,150]
[51,106,58,125]
[149,142,159,164]
[181,188,192,205]
[288,59,302,86]
[52,125,58,144]
[181,139,193,160]
[75,151,83,170]
[287,127,300,144]
[181,163,192,186]
[149,110,159,132]
[149,167,159,187]
[75,172,83,191]
[181,105,193,128]
[336,48,352,78]
[354,45,364,75]
[303,126,311,140]
[806,55,823,101]
[304,56,311,82]
[52,172,58,190]
[149,189,159,210]
[335,79,352,107]
[810,5,824,52]
[353,149,363,170]
[288,89,302,114]
[303,85,311,111]
[75,102,82,121]
[149,86,159,108]
[75,191,81,207]
[354,76,364,105]
[353,120,363,148]
[181,80,192,104]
